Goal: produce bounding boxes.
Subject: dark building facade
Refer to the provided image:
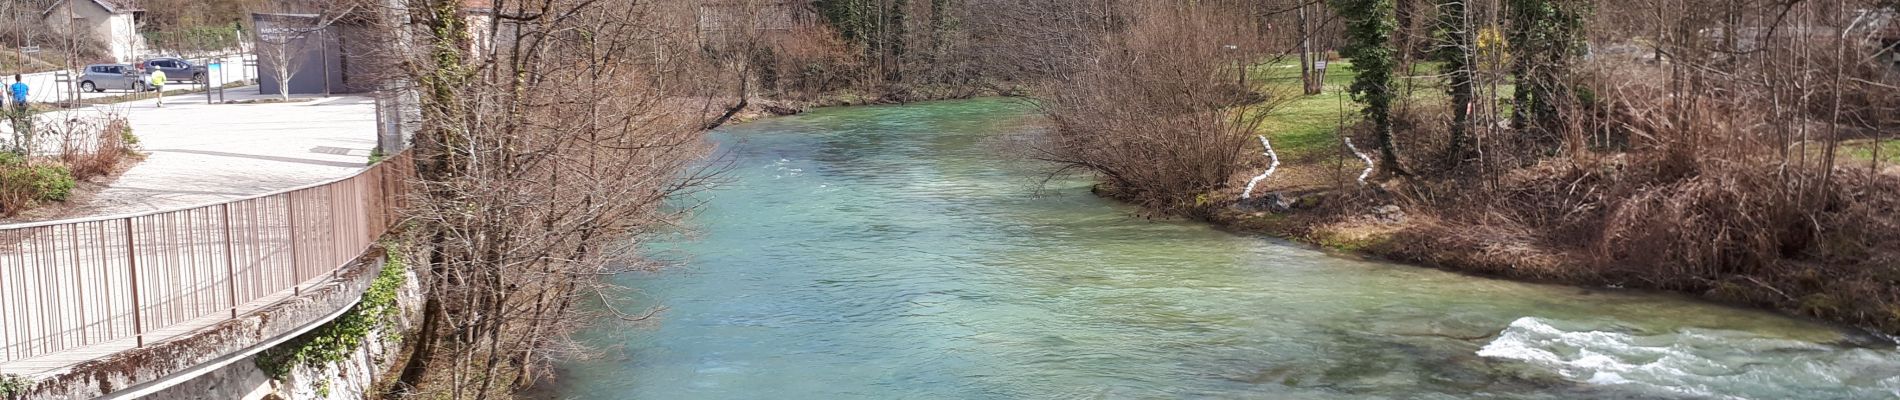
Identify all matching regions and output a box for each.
[252,13,379,95]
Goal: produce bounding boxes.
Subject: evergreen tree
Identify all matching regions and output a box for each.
[1333,0,1407,175]
[1506,0,1587,135]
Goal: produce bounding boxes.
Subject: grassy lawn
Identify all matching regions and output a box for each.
[1247,60,1361,159]
[1843,139,1900,165]
[1244,59,1514,161]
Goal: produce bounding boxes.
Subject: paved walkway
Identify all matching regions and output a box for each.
[0,87,380,377]
[25,87,378,217]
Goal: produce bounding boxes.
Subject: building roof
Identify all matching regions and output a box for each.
[42,0,142,17]
[98,0,140,11]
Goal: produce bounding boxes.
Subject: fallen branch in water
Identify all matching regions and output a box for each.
[1241,135,1281,199]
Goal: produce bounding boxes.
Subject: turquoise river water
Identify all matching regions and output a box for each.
[549,99,1900,399]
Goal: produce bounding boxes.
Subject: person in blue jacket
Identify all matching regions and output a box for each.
[7,75,27,134]
[7,75,27,113]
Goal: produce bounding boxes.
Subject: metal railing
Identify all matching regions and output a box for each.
[0,152,412,364]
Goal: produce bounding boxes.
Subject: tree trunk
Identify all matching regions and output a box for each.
[1299,1,1321,95]
[1441,0,1474,165]
[927,0,951,80]
[391,1,472,396]
[1395,0,1417,59]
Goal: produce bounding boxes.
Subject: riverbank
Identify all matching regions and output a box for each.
[1206,169,1900,330]
[1029,55,1900,338]
[721,84,1022,125]
[548,98,1900,399]
[761,85,1900,338]
[730,89,1900,339]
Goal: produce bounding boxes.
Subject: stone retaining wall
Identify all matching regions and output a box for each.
[17,248,389,400]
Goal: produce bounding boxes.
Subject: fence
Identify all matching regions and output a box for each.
[0,152,412,364]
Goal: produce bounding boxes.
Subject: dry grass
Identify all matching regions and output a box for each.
[1204,0,1900,332]
[0,113,141,218]
[57,117,140,180]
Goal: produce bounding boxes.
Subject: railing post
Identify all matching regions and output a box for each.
[69,224,85,347]
[223,204,238,319]
[287,193,300,296]
[0,150,410,364]
[124,218,142,348]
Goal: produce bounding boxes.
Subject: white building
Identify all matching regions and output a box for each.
[41,0,148,63]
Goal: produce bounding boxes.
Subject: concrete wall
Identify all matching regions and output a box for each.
[145,262,421,400]
[105,13,142,63]
[143,358,273,400]
[14,249,396,400]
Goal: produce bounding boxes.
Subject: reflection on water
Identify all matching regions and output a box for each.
[550,99,1899,399]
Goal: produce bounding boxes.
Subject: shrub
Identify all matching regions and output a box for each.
[764,25,865,101]
[255,246,408,379]
[14,163,74,203]
[0,373,34,399]
[0,160,75,216]
[143,25,242,54]
[54,115,138,180]
[1034,1,1276,216]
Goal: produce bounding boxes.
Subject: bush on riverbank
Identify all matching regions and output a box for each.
[1207,4,1900,333]
[1356,53,1900,331]
[1033,1,1278,216]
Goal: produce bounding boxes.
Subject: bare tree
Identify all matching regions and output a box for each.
[1034,0,1280,216]
[249,1,355,101]
[376,0,728,398]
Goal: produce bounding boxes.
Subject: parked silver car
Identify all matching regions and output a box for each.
[79,64,153,93]
[138,57,208,84]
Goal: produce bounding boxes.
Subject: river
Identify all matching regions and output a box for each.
[548,99,1900,399]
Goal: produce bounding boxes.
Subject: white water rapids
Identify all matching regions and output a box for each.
[1480,317,1900,399]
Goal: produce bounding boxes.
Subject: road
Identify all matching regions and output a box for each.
[9,54,254,105]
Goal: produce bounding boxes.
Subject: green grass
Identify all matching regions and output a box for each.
[1844,139,1900,164]
[1246,60,1362,158]
[1243,59,1514,159]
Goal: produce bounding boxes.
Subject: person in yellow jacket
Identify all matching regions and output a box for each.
[148,69,167,108]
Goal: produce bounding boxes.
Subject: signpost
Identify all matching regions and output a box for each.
[53,71,73,105]
[206,59,218,104]
[244,57,257,85]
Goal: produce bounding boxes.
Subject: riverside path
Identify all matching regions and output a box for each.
[0,84,393,394]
